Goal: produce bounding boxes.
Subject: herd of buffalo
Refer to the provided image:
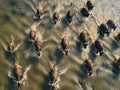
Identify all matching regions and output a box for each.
[6,0,120,90]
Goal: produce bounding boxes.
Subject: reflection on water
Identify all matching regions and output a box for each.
[0,0,120,90]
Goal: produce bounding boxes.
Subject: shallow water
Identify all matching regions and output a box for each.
[0,0,120,90]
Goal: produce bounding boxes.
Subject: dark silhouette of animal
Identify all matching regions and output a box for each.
[78,31,89,49]
[66,9,75,24]
[81,7,90,17]
[106,20,117,30]
[36,8,43,19]
[84,59,93,76]
[53,12,59,24]
[49,66,59,90]
[86,1,94,11]
[98,24,110,36]
[13,64,25,87]
[29,28,37,43]
[94,40,103,56]
[61,36,69,55]
[35,37,42,57]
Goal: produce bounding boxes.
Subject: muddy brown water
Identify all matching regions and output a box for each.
[0,0,120,90]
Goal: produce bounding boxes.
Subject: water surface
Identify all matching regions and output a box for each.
[0,0,120,90]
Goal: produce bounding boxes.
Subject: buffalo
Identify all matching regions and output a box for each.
[35,37,42,57]
[84,59,93,76]
[36,8,43,19]
[81,7,90,17]
[94,40,103,56]
[106,20,117,30]
[78,31,89,49]
[98,24,110,37]
[29,27,37,43]
[8,42,15,53]
[13,64,25,88]
[49,65,60,90]
[86,1,94,11]
[61,36,69,55]
[53,12,60,24]
[66,9,75,24]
